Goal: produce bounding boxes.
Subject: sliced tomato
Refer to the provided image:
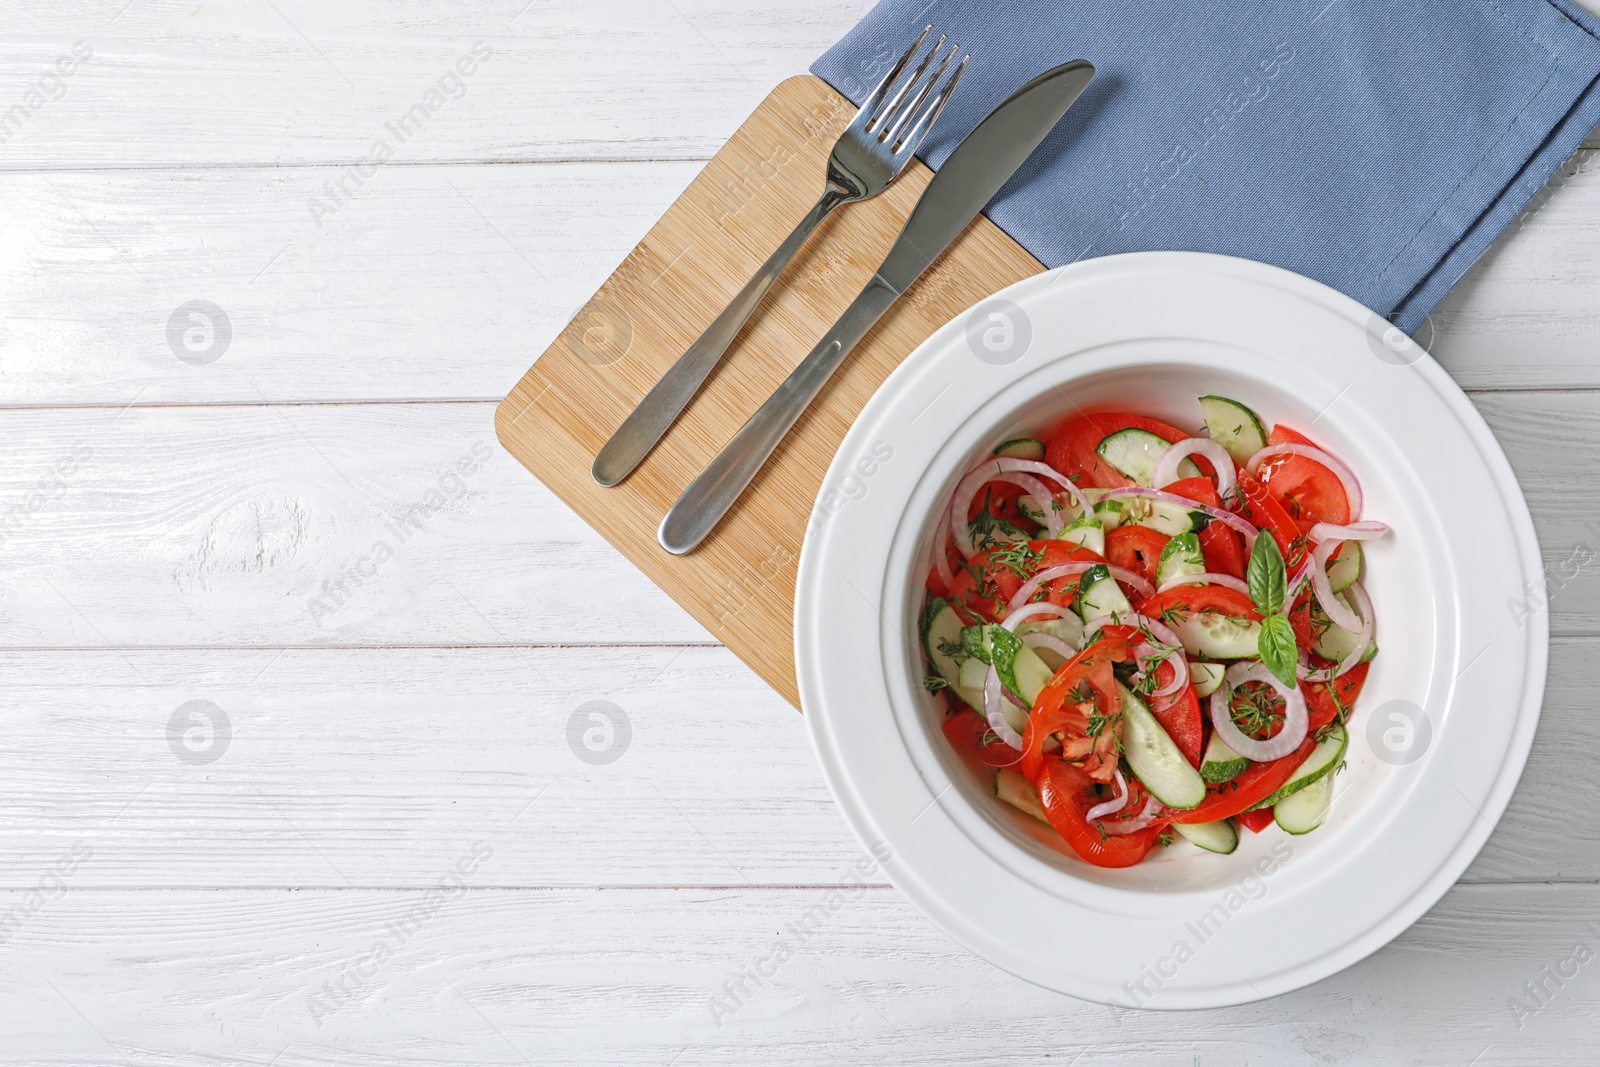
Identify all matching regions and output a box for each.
[1255,425,1350,530]
[1287,587,1317,650]
[1105,525,1170,587]
[1302,661,1369,730]
[1270,426,1317,447]
[941,708,1022,768]
[1162,476,1222,508]
[1198,522,1247,580]
[1044,412,1191,490]
[1031,540,1105,569]
[1020,634,1132,783]
[944,562,1006,622]
[1152,681,1204,768]
[1236,469,1308,568]
[1135,583,1263,627]
[1235,807,1276,834]
[1037,760,1165,867]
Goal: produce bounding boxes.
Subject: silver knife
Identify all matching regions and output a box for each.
[657,59,1096,555]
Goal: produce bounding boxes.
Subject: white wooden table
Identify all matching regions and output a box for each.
[2,3,1598,1063]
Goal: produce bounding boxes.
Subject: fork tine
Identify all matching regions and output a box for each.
[882,42,961,148]
[891,51,968,155]
[856,25,931,127]
[870,32,944,131]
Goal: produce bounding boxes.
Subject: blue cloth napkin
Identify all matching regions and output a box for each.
[813,0,1600,333]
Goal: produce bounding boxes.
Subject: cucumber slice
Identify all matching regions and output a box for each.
[1009,644,1055,707]
[1275,773,1332,834]
[958,657,988,692]
[1155,532,1206,586]
[1058,513,1106,555]
[923,600,986,709]
[1172,819,1239,854]
[1189,661,1225,698]
[1198,395,1268,466]
[1096,428,1201,486]
[1016,615,1084,670]
[994,437,1046,462]
[1312,593,1364,662]
[1084,489,1125,530]
[1077,563,1133,622]
[1252,725,1347,810]
[1200,732,1250,783]
[1119,683,1207,810]
[1327,541,1362,592]
[994,767,1049,823]
[961,624,1054,709]
[1167,608,1262,659]
[1131,498,1202,536]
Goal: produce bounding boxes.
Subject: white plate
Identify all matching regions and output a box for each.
[794,252,1545,1008]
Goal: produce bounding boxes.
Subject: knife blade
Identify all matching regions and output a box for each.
[878,59,1096,293]
[658,59,1097,555]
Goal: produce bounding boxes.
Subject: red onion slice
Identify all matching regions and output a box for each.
[1098,487,1259,546]
[1209,661,1309,762]
[996,458,1092,513]
[1299,581,1374,682]
[1105,565,1156,601]
[983,665,1025,749]
[1153,438,1237,498]
[1309,540,1365,633]
[951,470,1059,556]
[1021,630,1077,661]
[1099,795,1164,835]
[1085,768,1130,822]
[1246,443,1364,519]
[1003,601,1077,632]
[1156,572,1251,596]
[949,458,1089,558]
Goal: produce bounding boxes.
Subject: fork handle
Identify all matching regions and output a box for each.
[591,184,851,487]
[658,274,901,554]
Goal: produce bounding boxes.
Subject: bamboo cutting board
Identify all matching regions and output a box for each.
[495,75,1046,709]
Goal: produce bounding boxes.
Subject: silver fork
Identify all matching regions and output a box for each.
[590,25,967,487]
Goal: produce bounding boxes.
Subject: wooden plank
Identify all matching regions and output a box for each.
[0,162,699,405]
[0,0,853,167]
[0,155,1596,407]
[0,401,713,646]
[496,75,1050,707]
[2,395,1600,648]
[0,638,1587,889]
[0,883,1593,1063]
[1430,140,1600,388]
[0,645,860,889]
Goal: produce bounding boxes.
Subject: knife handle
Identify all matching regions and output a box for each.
[658,275,900,554]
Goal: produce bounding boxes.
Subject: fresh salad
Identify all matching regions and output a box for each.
[921,395,1386,867]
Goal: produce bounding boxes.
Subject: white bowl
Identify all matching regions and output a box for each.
[794,252,1545,1008]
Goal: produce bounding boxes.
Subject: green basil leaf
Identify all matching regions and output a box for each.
[1258,613,1298,687]
[1247,532,1287,616]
